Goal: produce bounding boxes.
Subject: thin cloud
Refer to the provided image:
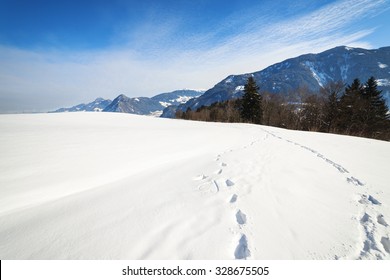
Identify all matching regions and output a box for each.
[0,0,389,112]
[264,0,386,40]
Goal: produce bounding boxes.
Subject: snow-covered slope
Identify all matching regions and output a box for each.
[102,90,202,115]
[102,94,163,115]
[151,89,203,106]
[164,46,390,117]
[0,113,389,259]
[51,98,112,113]
[51,90,202,116]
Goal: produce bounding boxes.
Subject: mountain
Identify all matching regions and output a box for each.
[103,94,162,115]
[103,90,203,115]
[162,46,390,117]
[52,90,203,116]
[151,89,204,106]
[51,98,112,113]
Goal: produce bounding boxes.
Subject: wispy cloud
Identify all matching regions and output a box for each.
[0,0,389,112]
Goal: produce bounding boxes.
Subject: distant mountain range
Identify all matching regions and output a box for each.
[52,98,112,113]
[103,90,203,116]
[53,46,390,118]
[162,46,390,117]
[52,90,203,116]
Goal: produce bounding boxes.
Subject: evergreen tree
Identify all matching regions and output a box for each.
[338,78,365,134]
[240,76,262,124]
[300,94,323,131]
[362,76,389,136]
[321,81,344,132]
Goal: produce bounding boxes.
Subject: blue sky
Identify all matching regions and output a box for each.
[0,0,390,112]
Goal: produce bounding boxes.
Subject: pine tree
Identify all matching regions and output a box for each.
[338,78,365,134]
[362,76,389,137]
[301,94,323,131]
[240,76,262,124]
[321,81,344,133]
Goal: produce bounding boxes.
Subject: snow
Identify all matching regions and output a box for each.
[159,101,171,107]
[134,98,140,102]
[378,62,388,69]
[304,61,329,87]
[0,113,389,260]
[376,79,390,87]
[224,76,234,83]
[148,110,163,117]
[182,88,206,93]
[340,64,349,81]
[235,85,245,91]
[171,95,197,103]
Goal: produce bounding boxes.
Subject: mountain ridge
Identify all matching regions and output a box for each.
[103,89,203,115]
[51,97,112,113]
[162,46,390,117]
[52,89,203,116]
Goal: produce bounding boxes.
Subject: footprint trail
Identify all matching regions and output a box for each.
[193,141,254,259]
[262,128,390,260]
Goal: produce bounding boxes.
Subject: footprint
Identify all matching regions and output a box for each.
[214,178,234,189]
[236,210,247,225]
[198,182,208,191]
[212,180,219,193]
[377,215,388,227]
[234,234,250,259]
[220,162,227,167]
[347,177,364,186]
[226,179,235,187]
[381,237,390,253]
[360,212,371,223]
[193,174,207,181]
[368,195,381,205]
[230,194,238,203]
[198,181,219,194]
[215,169,223,175]
[359,195,381,205]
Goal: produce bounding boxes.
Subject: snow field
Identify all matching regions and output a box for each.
[0,112,389,259]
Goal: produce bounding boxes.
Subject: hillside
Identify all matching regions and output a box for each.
[163,46,390,117]
[52,90,202,116]
[52,98,112,113]
[0,113,389,259]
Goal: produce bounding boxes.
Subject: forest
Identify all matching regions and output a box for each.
[175,77,390,140]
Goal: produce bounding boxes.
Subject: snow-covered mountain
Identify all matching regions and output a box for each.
[162,46,390,117]
[1,112,389,259]
[103,94,162,115]
[103,90,202,115]
[53,90,203,116]
[151,89,205,106]
[51,98,112,112]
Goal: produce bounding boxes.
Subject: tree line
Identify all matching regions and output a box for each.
[175,76,390,140]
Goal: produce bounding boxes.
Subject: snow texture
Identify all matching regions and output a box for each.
[376,79,390,87]
[0,113,389,260]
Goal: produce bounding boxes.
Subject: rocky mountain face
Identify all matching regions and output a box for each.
[162,46,390,117]
[52,98,112,112]
[103,95,162,115]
